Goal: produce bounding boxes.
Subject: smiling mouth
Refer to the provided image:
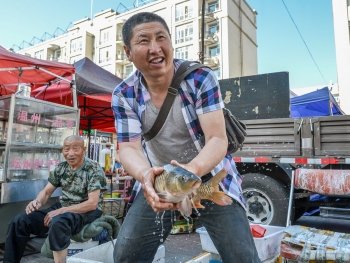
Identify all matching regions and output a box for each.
[150,58,164,64]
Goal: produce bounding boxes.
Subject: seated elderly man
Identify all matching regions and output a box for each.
[3,135,107,263]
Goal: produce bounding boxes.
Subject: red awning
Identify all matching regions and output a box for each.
[31,57,122,132]
[0,46,74,94]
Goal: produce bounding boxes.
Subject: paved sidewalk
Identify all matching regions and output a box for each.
[0,232,203,263]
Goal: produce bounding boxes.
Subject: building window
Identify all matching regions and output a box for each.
[175,2,193,22]
[70,37,82,53]
[207,0,219,13]
[116,49,125,60]
[209,45,220,57]
[34,50,44,59]
[208,23,219,36]
[53,49,61,60]
[175,45,193,60]
[100,27,112,44]
[99,46,112,63]
[175,23,193,44]
[124,64,134,78]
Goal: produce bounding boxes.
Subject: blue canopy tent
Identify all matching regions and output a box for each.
[290,87,344,117]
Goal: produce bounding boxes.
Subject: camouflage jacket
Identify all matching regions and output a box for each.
[48,157,107,210]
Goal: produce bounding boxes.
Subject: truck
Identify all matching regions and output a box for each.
[220,72,350,226]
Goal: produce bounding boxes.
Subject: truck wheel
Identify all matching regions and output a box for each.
[242,173,289,226]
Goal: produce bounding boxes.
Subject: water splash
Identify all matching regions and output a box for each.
[159,211,166,242]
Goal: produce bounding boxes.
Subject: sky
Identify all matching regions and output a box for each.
[0,0,337,92]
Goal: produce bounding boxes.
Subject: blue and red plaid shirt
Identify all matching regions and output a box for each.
[112,59,246,208]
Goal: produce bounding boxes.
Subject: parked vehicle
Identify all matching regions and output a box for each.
[220,72,350,226]
[234,115,350,226]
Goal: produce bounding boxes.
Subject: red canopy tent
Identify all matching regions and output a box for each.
[0,45,75,98]
[0,46,121,132]
[31,57,122,132]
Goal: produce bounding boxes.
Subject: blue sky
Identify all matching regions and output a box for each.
[246,0,336,90]
[0,0,337,91]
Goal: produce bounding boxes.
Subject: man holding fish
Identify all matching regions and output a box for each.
[112,12,260,263]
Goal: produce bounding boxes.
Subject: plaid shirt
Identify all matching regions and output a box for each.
[112,59,246,208]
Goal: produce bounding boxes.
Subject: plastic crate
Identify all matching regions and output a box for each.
[196,224,285,261]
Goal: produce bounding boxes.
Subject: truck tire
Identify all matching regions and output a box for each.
[242,173,289,226]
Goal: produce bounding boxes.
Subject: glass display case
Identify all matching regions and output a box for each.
[0,94,79,203]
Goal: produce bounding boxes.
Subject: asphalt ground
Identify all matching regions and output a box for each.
[0,232,203,263]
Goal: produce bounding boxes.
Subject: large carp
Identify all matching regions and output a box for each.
[154,164,232,217]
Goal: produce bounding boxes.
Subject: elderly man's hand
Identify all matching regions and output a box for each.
[43,208,65,227]
[25,199,42,214]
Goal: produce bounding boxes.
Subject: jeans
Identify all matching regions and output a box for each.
[3,202,102,263]
[113,190,260,263]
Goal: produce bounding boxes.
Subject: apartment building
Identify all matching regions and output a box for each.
[17,0,257,81]
[332,0,350,114]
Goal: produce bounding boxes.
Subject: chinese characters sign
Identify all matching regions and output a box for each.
[17,110,75,128]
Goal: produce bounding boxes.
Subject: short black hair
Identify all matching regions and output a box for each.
[122,12,170,48]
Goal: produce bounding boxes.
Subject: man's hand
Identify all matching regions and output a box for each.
[141,167,177,213]
[26,199,42,215]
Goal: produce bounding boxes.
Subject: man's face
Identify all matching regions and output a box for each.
[62,140,85,169]
[124,21,174,79]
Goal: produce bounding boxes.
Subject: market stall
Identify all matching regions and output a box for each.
[32,57,122,162]
[0,45,79,243]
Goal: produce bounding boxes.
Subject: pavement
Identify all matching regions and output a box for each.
[0,232,204,263]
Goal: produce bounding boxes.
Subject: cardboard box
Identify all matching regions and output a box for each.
[67,239,165,263]
[196,225,285,262]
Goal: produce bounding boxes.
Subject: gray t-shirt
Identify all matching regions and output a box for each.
[142,96,198,166]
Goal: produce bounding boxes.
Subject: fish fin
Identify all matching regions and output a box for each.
[157,192,168,200]
[157,192,180,203]
[178,197,193,217]
[210,192,233,206]
[193,200,205,209]
[207,169,227,186]
[201,168,227,195]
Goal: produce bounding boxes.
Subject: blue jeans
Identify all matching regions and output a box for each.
[113,190,260,263]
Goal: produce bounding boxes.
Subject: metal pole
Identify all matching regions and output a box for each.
[93,129,97,161]
[200,0,205,63]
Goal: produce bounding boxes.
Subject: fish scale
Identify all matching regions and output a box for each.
[195,184,214,199]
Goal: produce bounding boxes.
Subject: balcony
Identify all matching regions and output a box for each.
[203,57,219,67]
[49,44,61,50]
[115,54,129,65]
[199,32,218,44]
[199,11,216,22]
[48,55,61,61]
[116,34,123,44]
